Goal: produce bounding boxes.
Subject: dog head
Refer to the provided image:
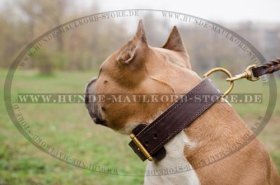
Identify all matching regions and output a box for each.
[85,20,201,134]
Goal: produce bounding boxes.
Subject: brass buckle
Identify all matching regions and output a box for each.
[130,134,153,161]
[203,67,234,98]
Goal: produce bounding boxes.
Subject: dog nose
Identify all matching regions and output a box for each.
[85,78,97,104]
[85,78,108,126]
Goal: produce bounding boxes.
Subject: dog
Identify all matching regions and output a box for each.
[85,20,280,185]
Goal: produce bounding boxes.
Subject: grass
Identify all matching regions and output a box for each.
[0,68,280,185]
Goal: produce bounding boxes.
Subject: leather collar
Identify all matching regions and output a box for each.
[129,78,222,161]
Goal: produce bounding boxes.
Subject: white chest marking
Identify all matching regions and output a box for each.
[144,131,200,185]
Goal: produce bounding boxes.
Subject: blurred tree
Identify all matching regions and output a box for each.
[16,0,70,74]
[33,49,53,75]
[0,1,30,68]
[64,20,128,71]
[0,1,279,77]
[142,13,169,47]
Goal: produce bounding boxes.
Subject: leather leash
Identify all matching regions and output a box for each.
[129,59,280,162]
[227,59,280,82]
[252,59,280,78]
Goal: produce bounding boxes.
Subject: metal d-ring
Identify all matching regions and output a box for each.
[203,67,234,97]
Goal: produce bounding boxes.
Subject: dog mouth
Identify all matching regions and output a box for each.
[85,78,108,127]
[88,110,107,126]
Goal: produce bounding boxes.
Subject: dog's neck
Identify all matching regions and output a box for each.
[143,98,251,185]
[184,101,252,169]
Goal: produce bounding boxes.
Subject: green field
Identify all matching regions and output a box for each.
[0,69,280,185]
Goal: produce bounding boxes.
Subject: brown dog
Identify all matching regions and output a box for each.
[85,21,280,185]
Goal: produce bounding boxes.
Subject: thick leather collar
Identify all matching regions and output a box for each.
[129,78,222,161]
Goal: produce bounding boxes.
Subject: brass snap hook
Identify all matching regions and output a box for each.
[226,64,259,82]
[203,67,234,97]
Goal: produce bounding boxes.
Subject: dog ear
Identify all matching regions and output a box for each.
[134,20,147,44]
[162,26,185,52]
[162,26,191,68]
[116,20,148,65]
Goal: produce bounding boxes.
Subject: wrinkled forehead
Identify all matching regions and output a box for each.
[98,49,120,71]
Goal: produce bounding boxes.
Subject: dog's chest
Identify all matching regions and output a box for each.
[144,131,200,185]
